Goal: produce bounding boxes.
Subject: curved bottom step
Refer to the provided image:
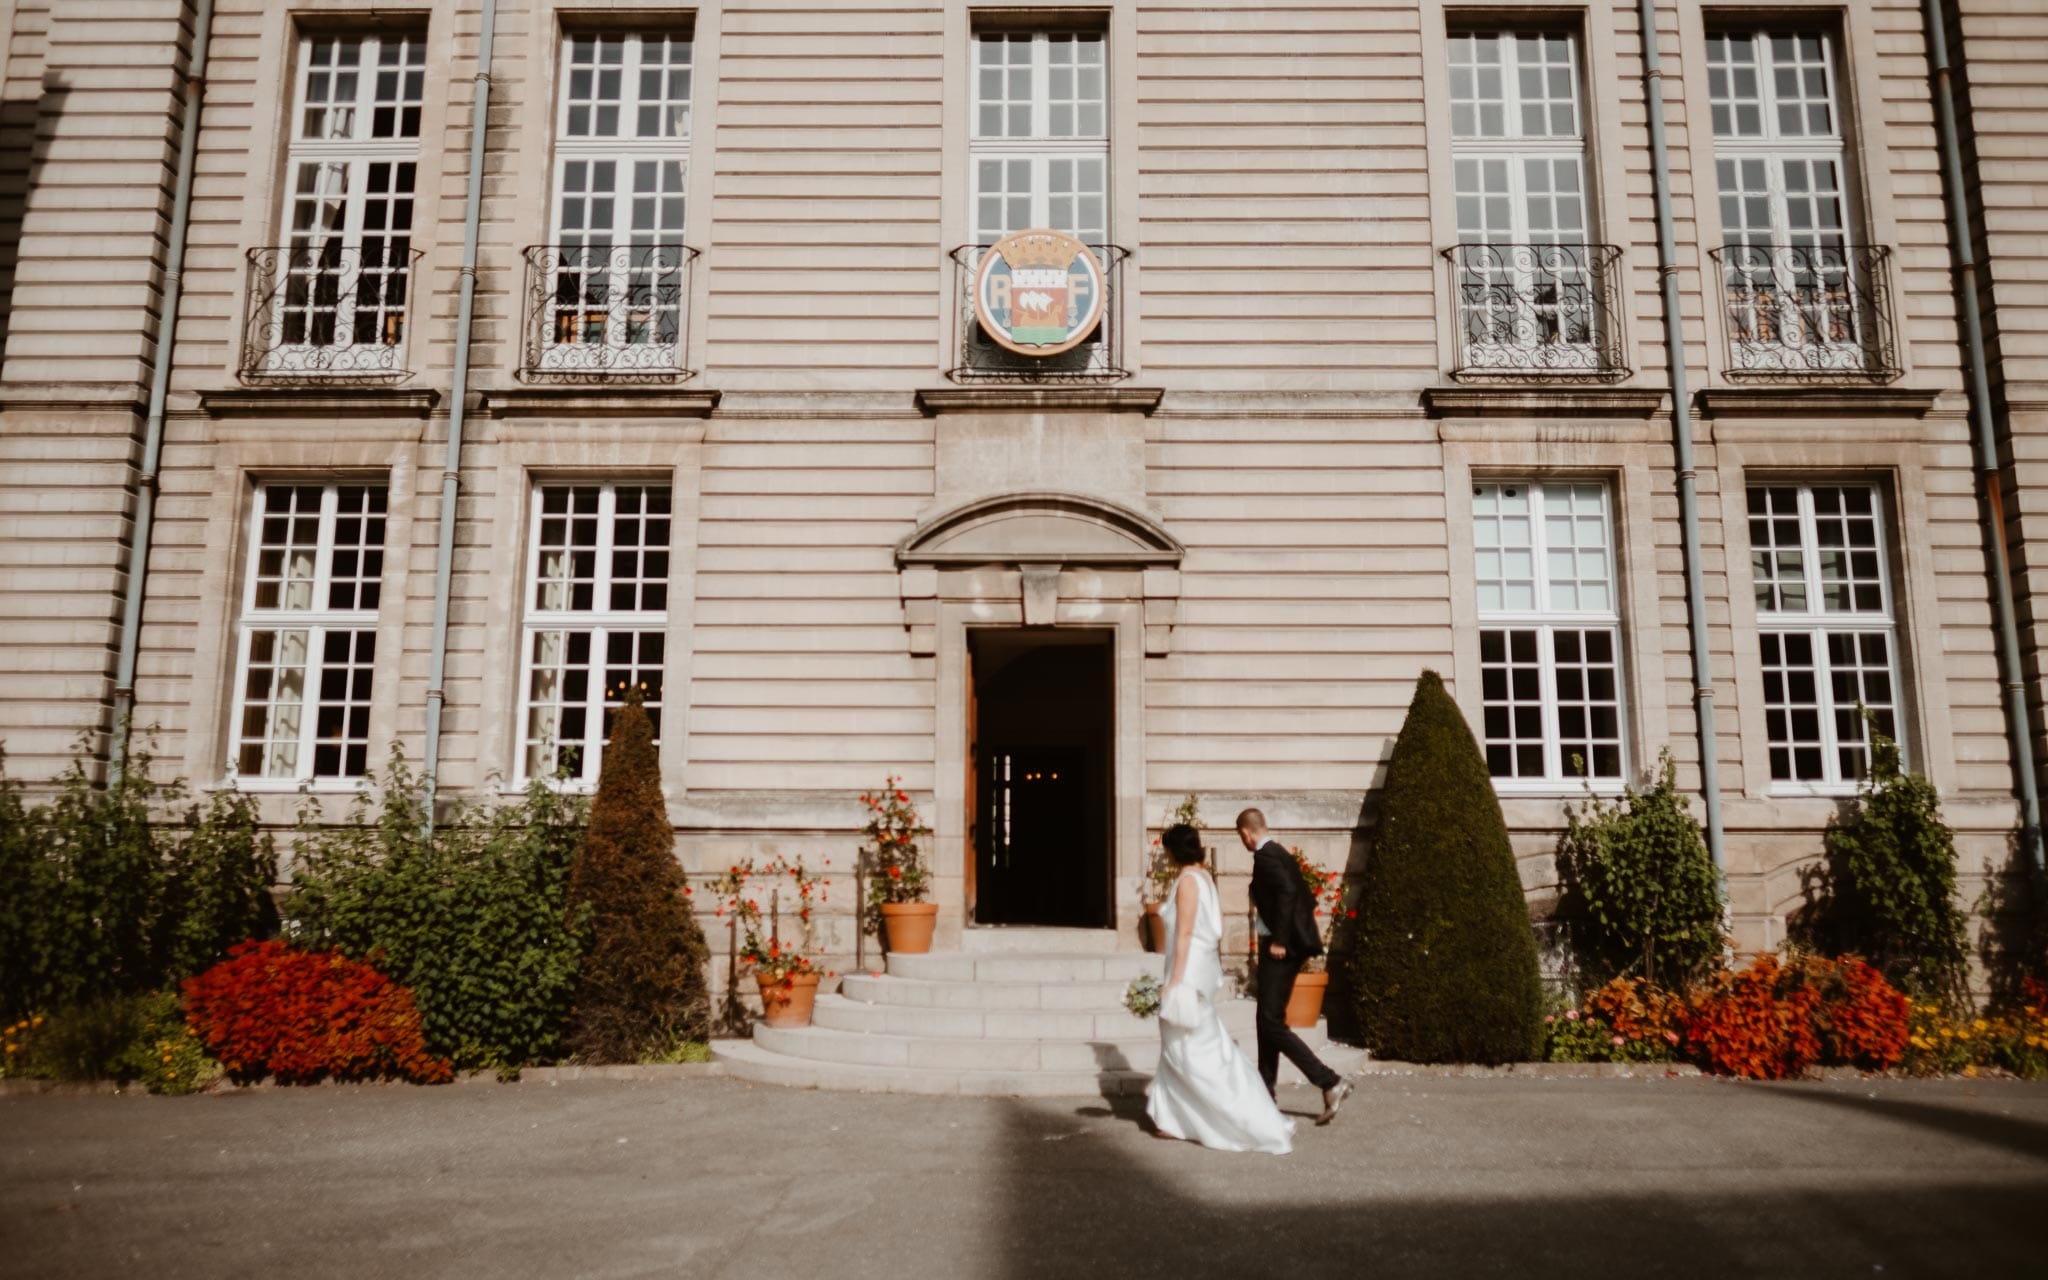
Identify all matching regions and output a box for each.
[715,1038,1152,1097]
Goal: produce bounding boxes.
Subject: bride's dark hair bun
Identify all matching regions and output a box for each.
[1162,823,1206,866]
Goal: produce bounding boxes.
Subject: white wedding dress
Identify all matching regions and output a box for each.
[1145,869,1296,1155]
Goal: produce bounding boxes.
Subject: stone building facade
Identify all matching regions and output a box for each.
[1,0,2044,974]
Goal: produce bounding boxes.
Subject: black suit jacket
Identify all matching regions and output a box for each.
[1249,840,1323,960]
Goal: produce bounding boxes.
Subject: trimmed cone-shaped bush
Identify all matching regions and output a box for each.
[1345,670,1545,1063]
[563,695,710,1061]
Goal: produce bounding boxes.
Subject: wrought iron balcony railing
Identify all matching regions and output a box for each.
[240,243,423,381]
[1708,242,1898,381]
[520,243,700,382]
[1442,242,1629,381]
[948,242,1130,383]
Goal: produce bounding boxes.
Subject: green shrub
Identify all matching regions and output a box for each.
[0,739,278,1020]
[20,742,174,1014]
[161,786,278,984]
[286,750,589,1072]
[563,695,710,1062]
[7,991,216,1092]
[1797,733,1970,1007]
[1344,670,1545,1063]
[1558,751,1724,991]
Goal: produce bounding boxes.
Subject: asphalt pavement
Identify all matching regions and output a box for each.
[4,1073,2046,1279]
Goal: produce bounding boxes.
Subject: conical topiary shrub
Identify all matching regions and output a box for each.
[1345,670,1544,1063]
[564,693,710,1061]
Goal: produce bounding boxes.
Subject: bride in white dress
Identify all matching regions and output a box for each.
[1145,823,1296,1155]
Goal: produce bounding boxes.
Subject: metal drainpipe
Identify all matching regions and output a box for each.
[1637,0,1726,871]
[108,0,216,785]
[1923,0,2047,882]
[421,0,498,826]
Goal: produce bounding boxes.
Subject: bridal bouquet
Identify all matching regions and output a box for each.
[1124,973,1162,1019]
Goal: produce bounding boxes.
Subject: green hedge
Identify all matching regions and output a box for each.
[1345,671,1544,1063]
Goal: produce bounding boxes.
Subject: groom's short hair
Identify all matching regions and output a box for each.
[1235,808,1266,835]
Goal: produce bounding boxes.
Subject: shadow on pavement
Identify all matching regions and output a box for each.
[1757,1083,2048,1164]
[988,1099,2048,1280]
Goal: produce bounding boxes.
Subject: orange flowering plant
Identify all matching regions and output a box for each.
[710,856,833,994]
[1292,846,1349,974]
[860,776,931,924]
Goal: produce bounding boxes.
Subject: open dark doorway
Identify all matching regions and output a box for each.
[968,629,1113,928]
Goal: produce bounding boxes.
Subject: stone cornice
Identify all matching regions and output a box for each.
[478,385,721,418]
[198,387,441,419]
[1420,386,1666,419]
[914,386,1164,415]
[1695,385,1940,419]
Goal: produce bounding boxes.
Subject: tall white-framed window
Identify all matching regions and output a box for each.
[542,31,694,370]
[518,484,672,785]
[1472,481,1625,785]
[1747,483,1900,788]
[1446,30,1599,366]
[1707,30,1865,366]
[970,30,1107,245]
[230,483,387,784]
[265,31,426,376]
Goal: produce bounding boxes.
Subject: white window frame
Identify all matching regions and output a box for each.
[265,31,425,376]
[229,482,387,789]
[542,30,695,371]
[516,483,673,788]
[1748,482,1902,794]
[1446,30,1599,368]
[1473,480,1628,791]
[968,30,1109,245]
[1707,30,1867,368]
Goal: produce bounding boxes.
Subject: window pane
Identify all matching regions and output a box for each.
[1479,628,1546,777]
[1759,630,1823,781]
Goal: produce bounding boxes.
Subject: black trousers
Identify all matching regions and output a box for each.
[1255,952,1340,1095]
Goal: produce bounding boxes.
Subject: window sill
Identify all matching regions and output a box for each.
[1765,783,1864,801]
[1422,386,1665,420]
[1695,386,1939,420]
[200,387,441,419]
[480,386,720,419]
[914,386,1163,416]
[1492,782,1627,799]
[223,779,364,795]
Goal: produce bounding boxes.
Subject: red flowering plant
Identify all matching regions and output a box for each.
[1545,976,1686,1064]
[710,856,834,1001]
[1291,846,1348,974]
[181,940,452,1086]
[860,776,931,930]
[1682,953,1825,1080]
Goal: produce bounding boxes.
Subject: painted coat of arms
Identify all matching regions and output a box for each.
[973,229,1106,357]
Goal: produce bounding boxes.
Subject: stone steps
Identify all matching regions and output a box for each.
[885,950,1158,984]
[716,940,1363,1097]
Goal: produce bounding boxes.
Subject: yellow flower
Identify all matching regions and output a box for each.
[164,1071,175,1080]
[30,1016,41,1028]
[4,1043,15,1054]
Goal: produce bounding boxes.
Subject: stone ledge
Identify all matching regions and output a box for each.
[199,386,441,419]
[0,384,148,416]
[915,386,1164,415]
[479,385,721,418]
[1422,386,1665,419]
[1696,385,1940,419]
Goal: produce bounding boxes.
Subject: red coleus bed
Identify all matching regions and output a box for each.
[182,940,452,1085]
[1680,952,1910,1079]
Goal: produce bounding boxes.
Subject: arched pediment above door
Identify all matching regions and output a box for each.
[895,490,1184,567]
[895,491,1183,656]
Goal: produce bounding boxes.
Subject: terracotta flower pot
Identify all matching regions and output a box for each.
[1284,969,1329,1029]
[880,901,939,954]
[757,972,820,1028]
[1141,904,1168,953]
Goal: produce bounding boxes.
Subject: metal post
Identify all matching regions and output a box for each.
[1922,0,2047,885]
[1638,0,1727,872]
[421,0,500,830]
[109,0,216,782]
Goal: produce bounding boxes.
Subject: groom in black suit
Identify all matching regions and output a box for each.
[1239,808,1351,1125]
